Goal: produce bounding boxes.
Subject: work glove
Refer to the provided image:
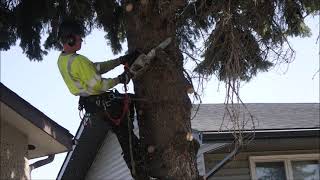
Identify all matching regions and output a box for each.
[119,50,142,66]
[117,71,132,84]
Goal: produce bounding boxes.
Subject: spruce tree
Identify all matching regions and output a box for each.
[1,0,319,179]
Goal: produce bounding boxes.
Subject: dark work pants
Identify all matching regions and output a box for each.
[79,92,147,179]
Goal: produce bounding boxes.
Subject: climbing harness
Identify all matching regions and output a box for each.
[104,95,129,126]
[103,63,130,126]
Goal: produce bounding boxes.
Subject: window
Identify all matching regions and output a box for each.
[255,162,286,180]
[250,154,320,180]
[291,160,319,180]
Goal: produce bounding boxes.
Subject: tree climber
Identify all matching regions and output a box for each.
[57,20,147,179]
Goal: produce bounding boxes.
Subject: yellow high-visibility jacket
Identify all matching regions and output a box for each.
[57,52,120,96]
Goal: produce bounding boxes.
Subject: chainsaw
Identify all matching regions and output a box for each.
[129,37,172,79]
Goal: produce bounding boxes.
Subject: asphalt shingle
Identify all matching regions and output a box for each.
[191,103,320,131]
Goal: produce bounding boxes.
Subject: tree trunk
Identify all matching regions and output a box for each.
[123,1,199,179]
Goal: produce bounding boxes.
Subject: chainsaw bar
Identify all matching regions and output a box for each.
[129,37,172,79]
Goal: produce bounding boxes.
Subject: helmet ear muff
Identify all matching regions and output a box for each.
[67,35,76,47]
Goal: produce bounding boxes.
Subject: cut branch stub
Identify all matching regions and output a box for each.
[186,132,193,141]
[126,3,133,12]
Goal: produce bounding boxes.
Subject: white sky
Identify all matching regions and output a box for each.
[0,16,319,179]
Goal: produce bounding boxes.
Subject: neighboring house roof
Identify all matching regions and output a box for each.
[191,103,320,131]
[0,83,73,159]
[191,103,319,142]
[57,102,320,179]
[192,103,320,178]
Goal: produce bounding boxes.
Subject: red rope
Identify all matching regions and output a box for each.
[105,63,130,126]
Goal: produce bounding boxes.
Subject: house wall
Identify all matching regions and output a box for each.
[205,149,319,180]
[85,130,206,180]
[85,131,132,180]
[0,121,30,180]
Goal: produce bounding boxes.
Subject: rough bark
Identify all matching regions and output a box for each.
[123,1,199,179]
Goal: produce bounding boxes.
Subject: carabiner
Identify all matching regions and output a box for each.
[109,93,115,100]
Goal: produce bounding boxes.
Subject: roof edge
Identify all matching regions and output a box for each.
[202,129,320,143]
[0,83,73,149]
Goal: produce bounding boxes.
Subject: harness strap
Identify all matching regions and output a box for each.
[104,94,129,126]
[104,63,130,126]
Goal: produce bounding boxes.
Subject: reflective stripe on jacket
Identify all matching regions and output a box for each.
[57,53,119,96]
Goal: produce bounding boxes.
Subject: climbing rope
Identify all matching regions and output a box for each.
[106,62,137,176]
[104,63,131,126]
[124,62,137,177]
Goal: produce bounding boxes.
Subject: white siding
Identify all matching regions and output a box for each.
[86,132,221,179]
[85,131,133,180]
[197,153,206,176]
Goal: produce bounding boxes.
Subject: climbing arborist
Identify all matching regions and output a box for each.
[57,20,147,179]
[57,20,137,96]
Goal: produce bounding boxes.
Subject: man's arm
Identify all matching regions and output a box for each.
[94,58,121,74]
[94,51,142,74]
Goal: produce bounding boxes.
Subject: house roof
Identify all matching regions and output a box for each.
[191,103,320,132]
[0,83,73,159]
[57,102,319,179]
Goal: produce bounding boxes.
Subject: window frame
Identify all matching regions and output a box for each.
[249,153,320,180]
